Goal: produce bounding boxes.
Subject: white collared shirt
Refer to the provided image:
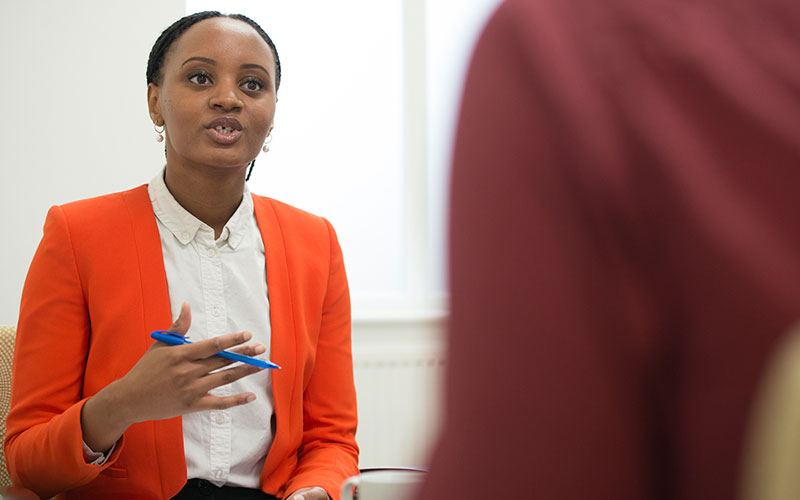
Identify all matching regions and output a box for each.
[147,170,274,488]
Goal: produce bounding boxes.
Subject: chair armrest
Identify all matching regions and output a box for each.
[0,485,42,499]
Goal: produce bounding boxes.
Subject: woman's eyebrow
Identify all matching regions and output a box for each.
[182,56,216,67]
[241,63,270,76]
[181,58,269,77]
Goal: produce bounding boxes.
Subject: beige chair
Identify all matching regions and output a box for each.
[0,325,64,499]
[0,325,16,489]
[740,324,800,500]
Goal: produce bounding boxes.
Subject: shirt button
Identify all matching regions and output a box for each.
[180,232,190,240]
[215,414,225,424]
[212,306,221,317]
[207,249,216,257]
[213,469,224,480]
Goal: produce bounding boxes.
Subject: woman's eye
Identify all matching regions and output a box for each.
[188,72,212,85]
[241,79,264,92]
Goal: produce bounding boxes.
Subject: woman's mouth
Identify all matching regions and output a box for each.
[206,117,243,145]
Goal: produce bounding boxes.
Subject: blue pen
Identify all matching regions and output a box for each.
[150,330,280,370]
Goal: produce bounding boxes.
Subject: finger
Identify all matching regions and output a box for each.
[169,302,192,336]
[306,487,329,500]
[310,487,330,500]
[184,330,253,360]
[199,363,263,392]
[188,343,267,374]
[193,392,257,412]
[285,489,307,500]
[286,487,328,500]
[229,343,267,357]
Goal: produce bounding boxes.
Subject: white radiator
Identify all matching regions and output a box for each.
[352,341,446,469]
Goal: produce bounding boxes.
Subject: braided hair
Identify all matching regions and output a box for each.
[147,12,281,180]
[147,11,281,90]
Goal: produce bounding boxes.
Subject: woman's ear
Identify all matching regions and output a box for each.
[147,83,163,125]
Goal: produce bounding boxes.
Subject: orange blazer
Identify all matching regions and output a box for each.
[4,185,359,500]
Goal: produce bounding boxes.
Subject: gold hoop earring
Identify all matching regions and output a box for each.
[154,123,165,143]
[262,134,272,153]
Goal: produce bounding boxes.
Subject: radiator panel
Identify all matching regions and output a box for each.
[352,343,446,468]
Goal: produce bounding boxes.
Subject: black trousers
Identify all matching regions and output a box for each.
[171,479,280,500]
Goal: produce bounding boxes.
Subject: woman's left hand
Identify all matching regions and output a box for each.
[285,486,330,500]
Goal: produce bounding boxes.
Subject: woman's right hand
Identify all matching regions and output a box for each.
[80,302,265,453]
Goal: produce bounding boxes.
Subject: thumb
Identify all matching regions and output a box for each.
[169,302,192,336]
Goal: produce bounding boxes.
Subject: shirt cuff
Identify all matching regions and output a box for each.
[82,440,116,466]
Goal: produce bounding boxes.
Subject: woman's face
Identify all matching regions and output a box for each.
[147,17,277,174]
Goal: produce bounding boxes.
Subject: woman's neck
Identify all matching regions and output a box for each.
[163,163,247,239]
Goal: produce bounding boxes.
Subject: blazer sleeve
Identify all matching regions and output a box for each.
[4,206,125,498]
[284,218,359,500]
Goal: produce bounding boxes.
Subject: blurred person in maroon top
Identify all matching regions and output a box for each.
[418,0,800,499]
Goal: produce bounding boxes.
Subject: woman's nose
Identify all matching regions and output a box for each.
[209,81,243,111]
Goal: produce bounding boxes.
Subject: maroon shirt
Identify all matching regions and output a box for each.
[418,0,800,499]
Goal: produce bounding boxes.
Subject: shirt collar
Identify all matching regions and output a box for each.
[148,168,254,249]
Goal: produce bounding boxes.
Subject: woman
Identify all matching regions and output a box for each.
[4,11,358,500]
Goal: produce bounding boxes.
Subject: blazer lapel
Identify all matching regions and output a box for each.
[252,195,297,469]
[121,185,188,497]
[122,186,173,335]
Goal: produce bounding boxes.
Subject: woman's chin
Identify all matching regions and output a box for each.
[189,155,253,172]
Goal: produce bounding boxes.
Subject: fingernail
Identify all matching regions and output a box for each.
[243,331,252,341]
[245,395,256,403]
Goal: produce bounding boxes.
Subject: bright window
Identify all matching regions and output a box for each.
[185,0,500,319]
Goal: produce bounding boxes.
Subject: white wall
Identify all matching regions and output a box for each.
[0,0,185,324]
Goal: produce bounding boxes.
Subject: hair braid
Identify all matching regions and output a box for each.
[146,11,281,90]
